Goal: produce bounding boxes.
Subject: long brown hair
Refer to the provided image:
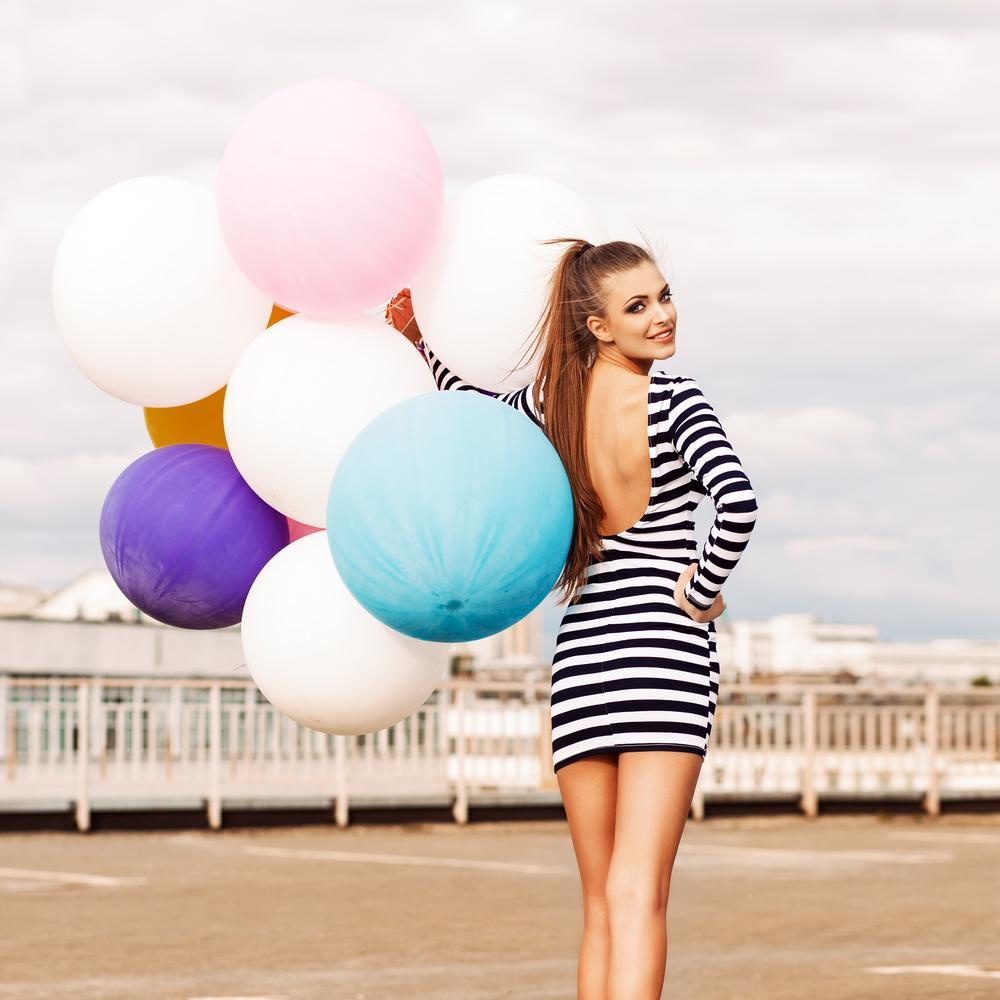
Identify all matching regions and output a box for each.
[509,237,657,606]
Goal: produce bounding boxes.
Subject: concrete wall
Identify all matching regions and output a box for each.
[0,618,244,679]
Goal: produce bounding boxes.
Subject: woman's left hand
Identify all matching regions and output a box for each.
[385,287,422,346]
[674,563,726,623]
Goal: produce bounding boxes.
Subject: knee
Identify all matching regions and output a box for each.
[582,892,611,932]
[605,870,668,918]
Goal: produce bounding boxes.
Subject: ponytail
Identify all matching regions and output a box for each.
[514,237,656,604]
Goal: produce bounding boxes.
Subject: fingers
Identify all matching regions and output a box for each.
[385,289,411,324]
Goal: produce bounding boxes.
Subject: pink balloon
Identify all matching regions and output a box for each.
[217,79,444,315]
[287,517,323,543]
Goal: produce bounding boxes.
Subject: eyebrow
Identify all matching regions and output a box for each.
[625,282,670,305]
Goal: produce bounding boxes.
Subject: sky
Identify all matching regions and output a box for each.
[2,0,998,643]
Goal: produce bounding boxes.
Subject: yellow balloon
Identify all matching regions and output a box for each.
[144,385,228,448]
[143,303,294,448]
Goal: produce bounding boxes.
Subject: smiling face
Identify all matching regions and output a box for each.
[585,259,677,366]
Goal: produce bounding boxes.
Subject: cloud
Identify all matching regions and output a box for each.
[785,534,910,555]
[0,448,144,529]
[726,406,880,467]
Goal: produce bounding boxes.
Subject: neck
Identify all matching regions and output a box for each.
[592,342,651,376]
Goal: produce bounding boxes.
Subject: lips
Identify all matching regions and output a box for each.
[649,328,674,340]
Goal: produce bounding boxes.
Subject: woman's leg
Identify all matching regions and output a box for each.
[556,752,619,1000]
[605,750,703,1000]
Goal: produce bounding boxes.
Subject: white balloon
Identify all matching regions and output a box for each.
[51,176,273,407]
[225,312,433,526]
[241,532,450,734]
[409,173,609,393]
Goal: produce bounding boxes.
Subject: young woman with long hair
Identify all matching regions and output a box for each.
[386,238,758,999]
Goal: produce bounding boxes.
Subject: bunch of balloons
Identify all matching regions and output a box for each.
[52,78,605,735]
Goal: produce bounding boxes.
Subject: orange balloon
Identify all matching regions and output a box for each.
[144,385,228,448]
[268,303,293,325]
[143,303,295,448]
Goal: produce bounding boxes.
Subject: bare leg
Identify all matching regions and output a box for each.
[556,753,619,1000]
[605,750,703,999]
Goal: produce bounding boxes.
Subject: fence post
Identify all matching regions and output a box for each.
[94,678,106,781]
[923,687,940,816]
[800,689,818,818]
[452,685,469,825]
[207,683,222,830]
[333,733,349,828]
[0,675,8,772]
[75,681,91,832]
[47,679,59,768]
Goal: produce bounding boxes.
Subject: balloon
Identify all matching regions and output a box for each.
[409,173,609,393]
[327,391,573,642]
[241,533,450,734]
[142,302,295,449]
[52,176,272,407]
[268,304,294,325]
[217,78,444,315]
[287,518,322,542]
[224,312,433,526]
[144,385,228,449]
[100,445,289,629]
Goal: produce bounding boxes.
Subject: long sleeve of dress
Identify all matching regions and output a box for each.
[416,337,544,430]
[666,377,759,610]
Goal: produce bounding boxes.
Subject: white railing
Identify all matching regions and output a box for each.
[1,676,998,830]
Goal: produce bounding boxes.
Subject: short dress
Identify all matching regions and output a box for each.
[416,338,759,773]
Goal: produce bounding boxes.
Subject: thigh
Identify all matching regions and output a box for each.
[556,752,619,897]
[607,751,704,906]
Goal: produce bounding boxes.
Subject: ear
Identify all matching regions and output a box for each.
[585,315,607,341]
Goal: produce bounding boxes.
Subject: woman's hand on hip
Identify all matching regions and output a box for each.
[674,563,725,623]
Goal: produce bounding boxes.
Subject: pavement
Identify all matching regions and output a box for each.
[1,812,998,999]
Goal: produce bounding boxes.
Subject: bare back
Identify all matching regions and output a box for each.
[584,368,653,537]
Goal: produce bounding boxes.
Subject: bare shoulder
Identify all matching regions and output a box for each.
[589,368,653,414]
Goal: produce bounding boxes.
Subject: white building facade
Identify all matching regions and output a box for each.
[720,613,1000,686]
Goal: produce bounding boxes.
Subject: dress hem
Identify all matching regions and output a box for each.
[553,742,707,773]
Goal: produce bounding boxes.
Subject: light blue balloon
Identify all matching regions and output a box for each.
[327,391,573,642]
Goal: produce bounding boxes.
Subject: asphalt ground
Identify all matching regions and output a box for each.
[1,812,998,999]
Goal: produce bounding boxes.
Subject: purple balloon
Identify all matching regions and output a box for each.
[100,444,289,629]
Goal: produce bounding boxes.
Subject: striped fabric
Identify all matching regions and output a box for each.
[665,377,760,610]
[417,338,545,429]
[416,337,758,772]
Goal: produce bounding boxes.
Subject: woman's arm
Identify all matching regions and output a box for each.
[417,337,543,429]
[386,287,543,428]
[667,377,759,611]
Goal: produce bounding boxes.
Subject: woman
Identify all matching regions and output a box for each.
[386,238,758,999]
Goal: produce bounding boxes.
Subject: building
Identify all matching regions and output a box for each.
[0,583,49,618]
[0,568,517,681]
[721,613,1000,686]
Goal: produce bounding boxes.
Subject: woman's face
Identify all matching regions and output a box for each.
[586,259,677,363]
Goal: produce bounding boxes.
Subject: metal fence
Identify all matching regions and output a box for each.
[1,676,998,830]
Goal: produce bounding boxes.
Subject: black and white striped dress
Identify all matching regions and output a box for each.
[417,339,759,773]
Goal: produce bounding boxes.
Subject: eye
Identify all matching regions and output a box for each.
[628,289,672,313]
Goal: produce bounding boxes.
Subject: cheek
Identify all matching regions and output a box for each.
[628,320,649,344]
